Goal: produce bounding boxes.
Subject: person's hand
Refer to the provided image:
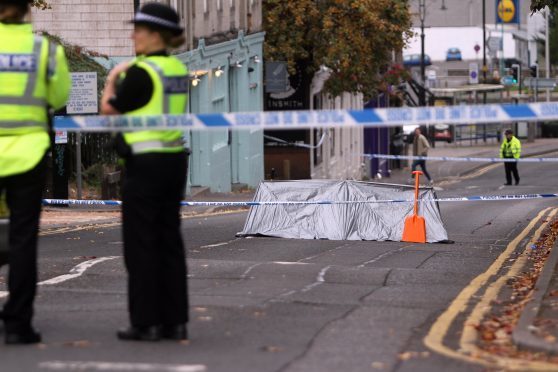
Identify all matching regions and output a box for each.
[105,61,131,88]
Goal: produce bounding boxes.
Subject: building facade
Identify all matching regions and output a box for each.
[34,0,265,193]
[406,0,545,69]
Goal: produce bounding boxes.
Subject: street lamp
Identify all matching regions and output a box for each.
[419,0,447,106]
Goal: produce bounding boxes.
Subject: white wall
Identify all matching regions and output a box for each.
[311,92,364,180]
[32,0,135,57]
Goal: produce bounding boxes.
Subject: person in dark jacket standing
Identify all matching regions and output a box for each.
[100,2,189,342]
[500,129,521,186]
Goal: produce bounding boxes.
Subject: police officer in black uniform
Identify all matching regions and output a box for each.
[100,3,189,341]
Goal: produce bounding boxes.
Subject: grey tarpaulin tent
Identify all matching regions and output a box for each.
[237,180,448,242]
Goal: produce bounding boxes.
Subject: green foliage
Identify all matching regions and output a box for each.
[531,0,558,13]
[31,0,51,10]
[263,0,413,98]
[39,32,108,101]
[0,193,7,218]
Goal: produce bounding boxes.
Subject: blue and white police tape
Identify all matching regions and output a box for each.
[53,102,558,132]
[364,154,558,163]
[42,193,558,207]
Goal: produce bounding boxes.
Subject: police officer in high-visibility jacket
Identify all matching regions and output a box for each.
[100,2,189,342]
[500,129,521,186]
[0,0,70,344]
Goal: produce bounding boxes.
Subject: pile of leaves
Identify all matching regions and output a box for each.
[476,218,558,363]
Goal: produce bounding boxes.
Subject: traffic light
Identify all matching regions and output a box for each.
[511,64,521,86]
[530,64,538,78]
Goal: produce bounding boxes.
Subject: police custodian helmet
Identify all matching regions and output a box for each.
[130,2,184,35]
[0,0,33,5]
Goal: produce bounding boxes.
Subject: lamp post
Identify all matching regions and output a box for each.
[419,0,447,107]
[419,0,426,106]
[482,0,487,105]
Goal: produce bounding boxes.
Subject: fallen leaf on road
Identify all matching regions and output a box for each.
[63,340,91,348]
[397,352,414,360]
[371,362,385,369]
[197,316,212,321]
[193,307,208,313]
[261,345,283,352]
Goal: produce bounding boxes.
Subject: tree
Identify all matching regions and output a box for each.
[531,0,558,12]
[32,1,50,10]
[263,0,413,98]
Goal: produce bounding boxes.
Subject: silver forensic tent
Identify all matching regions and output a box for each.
[237,180,448,243]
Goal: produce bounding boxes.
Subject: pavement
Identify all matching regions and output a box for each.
[39,137,558,357]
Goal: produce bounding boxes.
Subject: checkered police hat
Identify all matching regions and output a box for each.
[130,2,183,35]
[0,0,33,5]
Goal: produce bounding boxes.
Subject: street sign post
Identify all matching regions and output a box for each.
[469,63,479,85]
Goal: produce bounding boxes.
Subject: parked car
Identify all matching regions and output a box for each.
[433,124,453,143]
[446,48,462,61]
[403,54,431,67]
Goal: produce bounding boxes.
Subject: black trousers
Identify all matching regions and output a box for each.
[411,159,432,181]
[0,156,46,333]
[504,161,520,184]
[122,152,189,327]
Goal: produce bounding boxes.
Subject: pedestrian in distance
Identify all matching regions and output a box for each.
[0,0,70,344]
[500,129,521,186]
[411,127,433,184]
[390,127,405,169]
[101,2,190,342]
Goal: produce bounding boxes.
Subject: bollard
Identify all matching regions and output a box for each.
[101,171,121,200]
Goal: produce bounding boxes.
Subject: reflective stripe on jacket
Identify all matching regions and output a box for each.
[122,55,189,155]
[500,136,521,159]
[0,23,70,177]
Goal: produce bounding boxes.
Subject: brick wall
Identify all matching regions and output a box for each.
[31,0,135,57]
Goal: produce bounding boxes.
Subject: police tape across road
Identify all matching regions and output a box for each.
[42,193,558,207]
[53,102,558,132]
[364,154,558,163]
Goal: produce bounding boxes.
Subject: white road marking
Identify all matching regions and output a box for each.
[273,261,309,265]
[39,361,206,372]
[240,262,263,279]
[0,256,120,299]
[301,265,331,292]
[199,242,230,248]
[358,248,404,268]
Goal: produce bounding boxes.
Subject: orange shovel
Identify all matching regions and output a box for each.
[402,171,426,243]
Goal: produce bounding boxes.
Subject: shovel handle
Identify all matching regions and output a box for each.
[412,171,423,215]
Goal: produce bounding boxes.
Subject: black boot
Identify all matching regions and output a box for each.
[5,328,42,345]
[161,324,188,340]
[117,326,161,341]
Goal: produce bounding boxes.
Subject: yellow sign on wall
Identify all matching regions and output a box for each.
[496,0,518,24]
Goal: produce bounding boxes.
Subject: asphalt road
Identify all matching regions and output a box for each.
[0,159,557,372]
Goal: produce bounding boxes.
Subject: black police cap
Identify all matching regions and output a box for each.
[130,2,183,35]
[0,0,33,5]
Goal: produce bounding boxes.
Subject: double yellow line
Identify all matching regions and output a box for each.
[424,207,558,370]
